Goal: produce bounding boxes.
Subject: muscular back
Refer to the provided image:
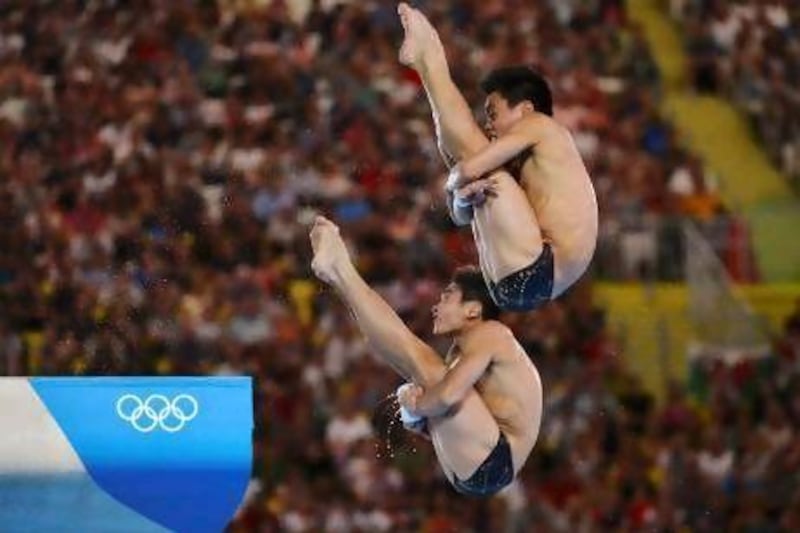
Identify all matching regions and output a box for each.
[518,116,598,295]
[450,321,543,473]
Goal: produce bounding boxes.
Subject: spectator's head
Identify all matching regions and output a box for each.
[481,66,553,137]
[431,266,500,335]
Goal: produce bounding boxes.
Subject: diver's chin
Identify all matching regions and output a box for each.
[433,323,456,337]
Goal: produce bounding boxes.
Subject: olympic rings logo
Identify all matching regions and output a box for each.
[115,394,199,433]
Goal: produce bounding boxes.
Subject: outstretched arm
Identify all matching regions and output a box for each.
[310,217,445,386]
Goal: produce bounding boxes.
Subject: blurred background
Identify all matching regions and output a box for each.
[1,0,799,531]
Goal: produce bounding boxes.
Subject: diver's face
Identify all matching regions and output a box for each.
[484,92,527,138]
[431,283,468,335]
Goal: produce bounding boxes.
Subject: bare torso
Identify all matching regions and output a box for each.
[446,325,543,473]
[519,120,598,296]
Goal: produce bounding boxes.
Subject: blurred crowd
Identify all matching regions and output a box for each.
[0,0,785,531]
[670,0,800,191]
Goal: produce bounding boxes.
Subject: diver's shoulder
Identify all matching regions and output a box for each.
[521,111,560,131]
[471,320,516,343]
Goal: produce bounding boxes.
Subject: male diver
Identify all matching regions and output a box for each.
[310,216,542,497]
[398,3,598,311]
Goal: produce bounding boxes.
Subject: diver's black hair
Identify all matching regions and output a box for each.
[451,266,501,321]
[481,66,553,116]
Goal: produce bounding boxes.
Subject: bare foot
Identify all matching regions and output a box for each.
[309,216,351,284]
[397,2,444,69]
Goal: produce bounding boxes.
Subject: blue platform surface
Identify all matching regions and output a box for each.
[0,377,253,533]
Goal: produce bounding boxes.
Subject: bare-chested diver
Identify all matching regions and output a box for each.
[398,3,598,312]
[310,216,542,497]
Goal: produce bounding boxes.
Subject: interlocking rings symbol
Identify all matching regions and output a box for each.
[115,394,199,433]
